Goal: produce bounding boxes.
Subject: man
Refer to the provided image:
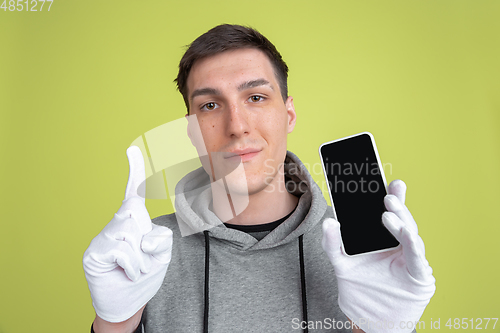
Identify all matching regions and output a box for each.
[83,24,435,333]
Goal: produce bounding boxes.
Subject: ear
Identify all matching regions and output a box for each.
[186,114,194,146]
[285,96,297,133]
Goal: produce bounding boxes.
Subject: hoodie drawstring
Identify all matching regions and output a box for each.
[202,232,308,333]
[298,234,308,333]
[203,231,210,333]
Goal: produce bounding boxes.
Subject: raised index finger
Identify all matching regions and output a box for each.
[124,145,146,202]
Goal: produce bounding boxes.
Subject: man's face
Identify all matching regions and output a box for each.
[186,48,296,196]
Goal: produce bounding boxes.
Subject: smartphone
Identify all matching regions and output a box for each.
[319,132,399,256]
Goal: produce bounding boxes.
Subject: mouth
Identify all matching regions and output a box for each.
[224,148,262,162]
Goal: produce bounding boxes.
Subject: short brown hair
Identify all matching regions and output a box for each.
[175,24,289,112]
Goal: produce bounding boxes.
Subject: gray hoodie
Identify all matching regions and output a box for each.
[143,151,351,332]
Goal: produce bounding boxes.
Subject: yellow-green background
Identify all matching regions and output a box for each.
[1,1,499,332]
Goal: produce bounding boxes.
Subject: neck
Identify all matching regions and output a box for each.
[211,164,298,226]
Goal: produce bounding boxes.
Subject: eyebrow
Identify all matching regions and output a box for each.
[190,78,274,103]
[190,87,222,103]
[237,78,274,92]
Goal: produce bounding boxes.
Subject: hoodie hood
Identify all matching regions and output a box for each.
[173,151,327,250]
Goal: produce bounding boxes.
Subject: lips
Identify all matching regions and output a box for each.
[224,148,262,162]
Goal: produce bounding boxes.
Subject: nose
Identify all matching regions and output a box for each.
[225,102,250,138]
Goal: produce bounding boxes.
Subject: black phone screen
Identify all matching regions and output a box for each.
[319,133,399,255]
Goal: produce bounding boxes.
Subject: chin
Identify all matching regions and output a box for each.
[244,177,277,196]
[221,174,267,196]
[219,162,250,196]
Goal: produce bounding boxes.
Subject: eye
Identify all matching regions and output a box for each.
[201,102,219,111]
[249,95,265,103]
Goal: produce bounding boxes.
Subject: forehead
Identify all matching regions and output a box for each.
[187,48,277,93]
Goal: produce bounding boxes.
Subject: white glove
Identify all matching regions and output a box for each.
[83,146,173,323]
[322,180,436,333]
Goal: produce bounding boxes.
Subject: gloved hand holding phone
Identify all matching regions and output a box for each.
[322,180,436,333]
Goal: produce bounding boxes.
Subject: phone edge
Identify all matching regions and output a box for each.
[318,131,400,257]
